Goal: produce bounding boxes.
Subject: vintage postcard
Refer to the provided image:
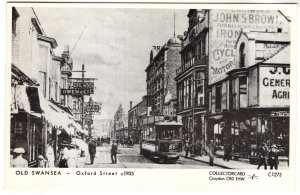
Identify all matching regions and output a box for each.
[4,2,297,192]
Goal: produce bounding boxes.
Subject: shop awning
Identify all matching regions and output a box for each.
[15,85,42,117]
[71,138,88,152]
[38,91,75,136]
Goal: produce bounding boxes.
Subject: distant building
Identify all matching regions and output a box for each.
[128,96,147,144]
[112,104,128,141]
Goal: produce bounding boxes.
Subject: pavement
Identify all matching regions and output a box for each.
[181,153,289,170]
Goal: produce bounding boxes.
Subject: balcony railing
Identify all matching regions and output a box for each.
[176,56,208,76]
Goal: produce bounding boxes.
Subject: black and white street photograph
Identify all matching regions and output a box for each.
[8,5,291,170]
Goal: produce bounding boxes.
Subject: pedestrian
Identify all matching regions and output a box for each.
[68,142,79,168]
[58,145,69,168]
[38,155,46,168]
[184,141,190,158]
[45,141,55,168]
[257,143,269,170]
[11,147,28,168]
[269,144,279,170]
[223,140,232,162]
[111,139,118,164]
[88,140,96,165]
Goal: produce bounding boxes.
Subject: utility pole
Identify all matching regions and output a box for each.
[81,64,85,134]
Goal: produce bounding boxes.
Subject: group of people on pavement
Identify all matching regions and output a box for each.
[58,141,82,168]
[11,141,56,168]
[257,143,280,170]
[184,140,205,158]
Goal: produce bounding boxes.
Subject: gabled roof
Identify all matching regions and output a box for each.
[262,44,290,64]
[235,30,290,48]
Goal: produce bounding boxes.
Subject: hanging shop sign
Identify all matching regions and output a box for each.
[208,9,289,85]
[259,66,290,107]
[61,88,94,95]
[85,104,101,113]
[72,82,94,89]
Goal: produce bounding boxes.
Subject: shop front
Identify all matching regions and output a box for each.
[207,108,289,161]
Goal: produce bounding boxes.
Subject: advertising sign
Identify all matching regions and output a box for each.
[72,82,94,89]
[85,104,101,112]
[61,88,94,95]
[259,66,290,107]
[208,10,289,84]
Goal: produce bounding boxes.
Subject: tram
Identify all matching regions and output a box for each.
[140,121,183,163]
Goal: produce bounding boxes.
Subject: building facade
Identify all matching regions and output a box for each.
[175,10,209,153]
[207,30,290,159]
[128,97,147,144]
[10,7,86,166]
[143,37,182,139]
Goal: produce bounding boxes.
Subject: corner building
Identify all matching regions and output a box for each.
[176,9,290,159]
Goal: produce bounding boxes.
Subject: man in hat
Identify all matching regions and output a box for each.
[88,140,97,165]
[269,144,279,170]
[11,147,28,168]
[257,143,269,170]
[111,139,118,164]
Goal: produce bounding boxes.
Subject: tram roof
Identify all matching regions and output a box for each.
[155,121,183,126]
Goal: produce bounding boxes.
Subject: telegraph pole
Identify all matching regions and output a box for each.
[81,64,85,133]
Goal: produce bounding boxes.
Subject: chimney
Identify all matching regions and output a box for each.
[62,45,70,59]
[130,101,132,109]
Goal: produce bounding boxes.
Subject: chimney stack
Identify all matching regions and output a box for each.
[130,101,132,109]
[62,45,70,59]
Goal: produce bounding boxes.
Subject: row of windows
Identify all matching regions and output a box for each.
[147,55,165,79]
[181,37,206,67]
[147,77,164,95]
[177,72,205,111]
[212,76,247,112]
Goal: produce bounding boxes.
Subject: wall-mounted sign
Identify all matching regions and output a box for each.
[259,66,290,107]
[61,88,94,96]
[208,10,289,85]
[270,111,289,117]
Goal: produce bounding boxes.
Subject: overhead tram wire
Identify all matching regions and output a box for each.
[70,25,87,56]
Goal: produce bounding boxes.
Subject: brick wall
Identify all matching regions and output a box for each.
[165,45,182,100]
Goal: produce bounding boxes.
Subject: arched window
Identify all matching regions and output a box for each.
[239,43,245,68]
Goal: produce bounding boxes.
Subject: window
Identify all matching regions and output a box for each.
[39,72,46,98]
[38,45,48,97]
[184,80,187,109]
[239,43,245,68]
[12,7,19,36]
[73,101,77,110]
[239,77,247,108]
[216,85,222,111]
[195,72,205,106]
[188,77,192,108]
[230,79,237,110]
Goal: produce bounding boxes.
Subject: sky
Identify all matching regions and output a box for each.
[34,7,189,120]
